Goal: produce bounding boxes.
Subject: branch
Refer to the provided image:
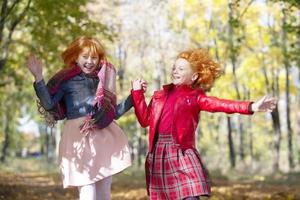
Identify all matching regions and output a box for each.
[0,0,32,71]
[238,0,255,20]
[0,0,21,26]
[0,80,11,87]
[9,0,32,38]
[0,0,8,43]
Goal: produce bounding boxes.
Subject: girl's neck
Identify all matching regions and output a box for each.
[174,83,193,89]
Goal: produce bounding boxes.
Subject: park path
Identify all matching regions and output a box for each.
[0,171,299,200]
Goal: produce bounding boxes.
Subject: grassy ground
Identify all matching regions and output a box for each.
[0,158,299,200]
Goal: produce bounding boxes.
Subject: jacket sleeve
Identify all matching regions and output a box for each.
[197,94,254,115]
[115,94,133,120]
[33,79,64,111]
[131,89,152,128]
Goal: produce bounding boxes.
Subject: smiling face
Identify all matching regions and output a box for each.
[76,47,99,74]
[171,58,195,86]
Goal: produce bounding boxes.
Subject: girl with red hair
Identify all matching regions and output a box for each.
[26,36,134,200]
[131,49,277,200]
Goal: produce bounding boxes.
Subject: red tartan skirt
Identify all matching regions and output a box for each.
[145,134,211,200]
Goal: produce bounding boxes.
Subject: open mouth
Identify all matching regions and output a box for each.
[172,75,180,80]
[84,64,95,70]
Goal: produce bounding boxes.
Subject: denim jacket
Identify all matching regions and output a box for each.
[34,72,133,120]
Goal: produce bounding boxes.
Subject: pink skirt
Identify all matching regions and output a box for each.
[58,117,132,188]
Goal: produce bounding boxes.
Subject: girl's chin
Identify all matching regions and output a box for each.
[172,81,183,85]
[81,67,96,74]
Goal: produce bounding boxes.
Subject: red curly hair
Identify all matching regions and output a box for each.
[177,49,223,91]
[61,36,106,67]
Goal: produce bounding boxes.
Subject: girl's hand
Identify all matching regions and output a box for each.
[131,79,143,91]
[251,95,277,112]
[141,80,148,92]
[26,54,43,82]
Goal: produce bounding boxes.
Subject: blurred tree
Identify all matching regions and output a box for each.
[272,0,300,170]
[0,0,32,72]
[0,0,112,162]
[281,7,295,170]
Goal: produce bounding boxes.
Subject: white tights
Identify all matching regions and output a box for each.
[78,176,112,200]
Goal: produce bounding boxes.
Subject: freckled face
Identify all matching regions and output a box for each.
[76,47,99,74]
[171,58,194,86]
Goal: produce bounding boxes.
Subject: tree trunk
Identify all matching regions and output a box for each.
[248,116,253,162]
[238,117,245,160]
[296,16,300,166]
[0,0,8,43]
[297,68,300,166]
[116,26,127,91]
[259,24,282,171]
[227,116,235,168]
[264,64,282,172]
[0,111,10,162]
[228,1,245,162]
[45,125,50,161]
[137,132,143,167]
[0,0,8,72]
[245,90,253,163]
[271,107,281,171]
[48,126,56,163]
[285,66,294,170]
[282,8,294,170]
[0,58,6,72]
[135,122,142,167]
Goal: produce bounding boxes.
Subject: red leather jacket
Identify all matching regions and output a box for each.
[131,84,253,152]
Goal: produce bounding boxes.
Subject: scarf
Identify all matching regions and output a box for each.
[39,61,117,133]
[80,61,117,135]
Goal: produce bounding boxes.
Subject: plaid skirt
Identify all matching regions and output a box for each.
[146,134,211,200]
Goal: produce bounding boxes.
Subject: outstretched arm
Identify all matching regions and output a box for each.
[198,93,277,114]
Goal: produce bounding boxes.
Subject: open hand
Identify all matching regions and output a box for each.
[26,54,43,82]
[251,95,277,112]
[132,79,147,92]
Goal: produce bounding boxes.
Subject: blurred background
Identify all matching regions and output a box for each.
[0,0,299,199]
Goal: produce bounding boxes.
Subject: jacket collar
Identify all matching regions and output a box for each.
[162,83,194,92]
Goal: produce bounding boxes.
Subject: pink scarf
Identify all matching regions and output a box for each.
[79,61,117,135]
